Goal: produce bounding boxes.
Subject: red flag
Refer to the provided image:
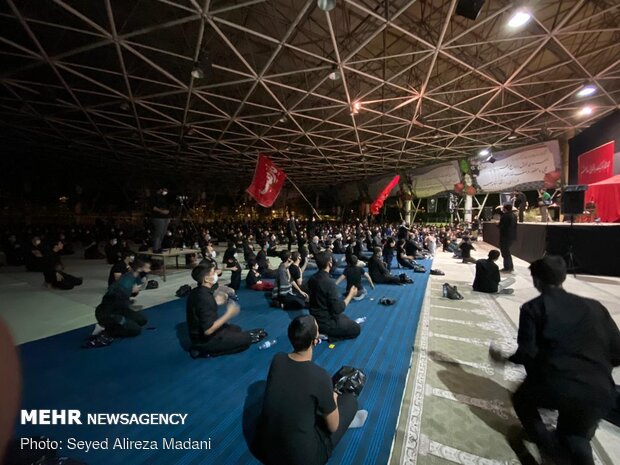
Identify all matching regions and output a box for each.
[246,154,287,207]
[370,175,400,215]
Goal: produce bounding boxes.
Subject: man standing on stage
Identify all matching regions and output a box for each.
[491,256,620,465]
[512,190,528,223]
[150,187,170,253]
[498,203,517,272]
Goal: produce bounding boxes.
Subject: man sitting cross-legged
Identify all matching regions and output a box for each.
[472,250,515,295]
[186,262,253,358]
[308,252,360,340]
[335,255,374,301]
[253,315,367,465]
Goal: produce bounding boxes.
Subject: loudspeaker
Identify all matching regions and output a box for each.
[561,185,588,215]
[456,0,485,20]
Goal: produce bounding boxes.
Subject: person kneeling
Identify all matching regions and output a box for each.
[472,250,515,295]
[245,259,275,291]
[94,259,151,338]
[254,315,367,465]
[186,262,253,358]
[308,252,360,340]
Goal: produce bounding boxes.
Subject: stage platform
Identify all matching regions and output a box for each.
[482,221,620,276]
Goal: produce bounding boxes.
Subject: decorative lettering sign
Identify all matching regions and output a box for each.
[410,162,461,198]
[578,141,615,185]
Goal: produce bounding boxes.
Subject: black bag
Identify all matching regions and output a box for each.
[430,269,445,276]
[442,282,464,300]
[332,366,366,396]
[145,279,159,290]
[379,297,396,306]
[399,273,413,284]
[175,284,192,297]
[413,264,426,273]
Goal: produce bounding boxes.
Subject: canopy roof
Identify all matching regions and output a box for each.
[1,0,619,188]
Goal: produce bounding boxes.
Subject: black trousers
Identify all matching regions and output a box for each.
[96,307,147,338]
[499,239,513,271]
[321,314,360,340]
[375,275,401,285]
[191,324,252,357]
[512,380,607,465]
[228,268,241,291]
[398,257,415,269]
[50,272,83,290]
[320,392,358,457]
[275,293,306,310]
[518,206,525,223]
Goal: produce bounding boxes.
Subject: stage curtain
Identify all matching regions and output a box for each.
[585,174,620,223]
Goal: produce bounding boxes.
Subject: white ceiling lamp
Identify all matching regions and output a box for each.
[191,67,204,79]
[479,148,490,156]
[576,85,596,98]
[508,132,517,140]
[328,70,341,81]
[279,113,288,123]
[579,106,593,116]
[317,0,336,12]
[350,101,361,115]
[508,9,531,28]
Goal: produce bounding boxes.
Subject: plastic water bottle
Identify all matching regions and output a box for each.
[258,339,277,350]
[355,317,367,324]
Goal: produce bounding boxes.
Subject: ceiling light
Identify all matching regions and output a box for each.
[351,101,361,115]
[579,106,593,116]
[191,67,204,79]
[119,102,130,111]
[279,114,288,123]
[576,85,596,98]
[328,70,341,81]
[508,133,517,140]
[508,9,531,28]
[479,148,490,156]
[317,0,336,12]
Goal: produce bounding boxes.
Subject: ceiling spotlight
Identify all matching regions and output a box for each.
[479,148,490,156]
[579,106,593,116]
[279,114,288,123]
[508,133,517,140]
[351,101,361,115]
[508,9,531,28]
[119,102,130,111]
[317,0,336,12]
[576,85,596,98]
[191,67,204,79]
[328,70,341,81]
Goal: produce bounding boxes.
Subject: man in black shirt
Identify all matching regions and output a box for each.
[498,204,517,272]
[491,256,620,465]
[459,237,476,264]
[186,263,252,357]
[256,242,277,278]
[336,255,374,301]
[308,252,360,340]
[512,190,528,223]
[472,250,515,294]
[254,315,366,465]
[150,187,170,253]
[108,250,134,287]
[286,213,297,251]
[368,247,402,285]
[43,241,83,290]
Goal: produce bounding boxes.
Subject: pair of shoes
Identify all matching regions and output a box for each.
[498,288,514,295]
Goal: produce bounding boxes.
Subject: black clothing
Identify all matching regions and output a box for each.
[104,243,123,264]
[186,286,251,356]
[289,264,301,284]
[514,192,527,223]
[108,261,130,287]
[246,268,260,287]
[151,193,170,219]
[256,250,271,274]
[332,239,345,254]
[256,353,357,465]
[43,252,82,290]
[343,265,363,293]
[309,242,321,258]
[472,259,500,293]
[368,255,400,285]
[95,284,146,337]
[404,239,420,258]
[25,245,45,272]
[509,288,620,465]
[499,211,517,271]
[308,270,360,339]
[459,242,474,259]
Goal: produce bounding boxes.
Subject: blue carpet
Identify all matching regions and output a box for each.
[16,261,430,465]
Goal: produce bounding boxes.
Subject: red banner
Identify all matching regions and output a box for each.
[578,141,615,185]
[370,175,400,215]
[246,154,287,207]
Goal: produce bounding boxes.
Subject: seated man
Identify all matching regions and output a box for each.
[459,236,476,264]
[336,255,374,301]
[43,240,83,290]
[256,242,277,278]
[25,236,45,272]
[254,315,367,465]
[491,255,620,465]
[94,259,151,338]
[108,250,134,287]
[199,241,236,300]
[186,262,253,357]
[308,252,360,340]
[396,239,417,269]
[272,251,306,310]
[368,247,402,285]
[473,250,515,295]
[245,258,274,291]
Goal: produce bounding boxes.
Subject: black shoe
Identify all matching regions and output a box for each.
[500,268,514,273]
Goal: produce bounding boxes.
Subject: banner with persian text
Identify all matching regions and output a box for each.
[475,140,561,193]
[577,141,615,185]
[409,161,461,198]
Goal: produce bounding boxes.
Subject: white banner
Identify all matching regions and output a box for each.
[411,162,461,198]
[476,145,556,192]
